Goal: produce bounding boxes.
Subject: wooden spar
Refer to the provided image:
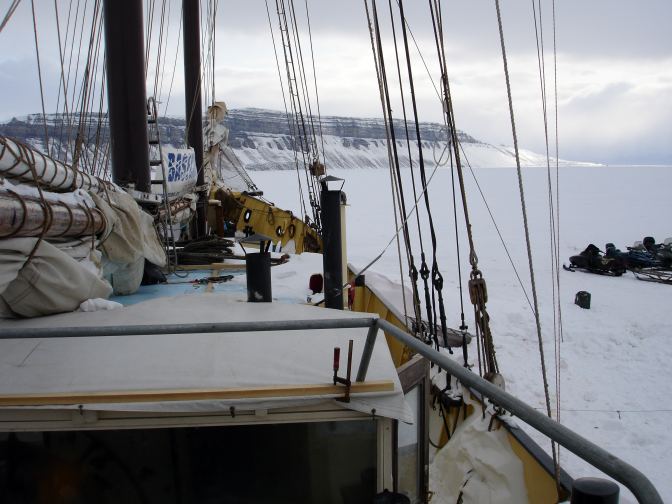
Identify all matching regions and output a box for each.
[183,0,206,237]
[156,197,193,221]
[103,0,150,193]
[0,380,395,406]
[0,191,106,238]
[0,136,113,194]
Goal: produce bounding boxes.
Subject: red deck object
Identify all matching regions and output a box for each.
[309,273,324,294]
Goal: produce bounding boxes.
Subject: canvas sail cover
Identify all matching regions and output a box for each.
[0,237,112,318]
[91,189,166,295]
[0,185,168,316]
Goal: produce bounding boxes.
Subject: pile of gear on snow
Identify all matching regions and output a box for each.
[564,236,672,284]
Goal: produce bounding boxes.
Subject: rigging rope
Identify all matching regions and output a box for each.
[362,0,412,331]
[367,0,428,341]
[448,146,468,351]
[495,0,559,492]
[551,0,564,452]
[303,0,326,167]
[459,143,535,314]
[427,0,495,369]
[264,0,308,222]
[162,6,182,117]
[531,0,563,378]
[386,0,427,339]
[388,2,538,324]
[274,0,323,231]
[54,0,76,161]
[156,0,173,103]
[398,0,450,350]
[352,151,445,283]
[30,0,50,151]
[0,0,22,33]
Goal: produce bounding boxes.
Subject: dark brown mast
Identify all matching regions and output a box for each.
[102,0,150,193]
[183,0,206,237]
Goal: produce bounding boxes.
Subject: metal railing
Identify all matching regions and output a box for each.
[360,319,663,504]
[1,315,662,503]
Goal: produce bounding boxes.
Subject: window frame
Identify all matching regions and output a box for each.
[394,354,429,503]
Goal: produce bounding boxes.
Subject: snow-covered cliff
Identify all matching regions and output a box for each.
[0,108,596,170]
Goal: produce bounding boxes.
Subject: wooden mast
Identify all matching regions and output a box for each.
[183,0,206,237]
[102,0,150,193]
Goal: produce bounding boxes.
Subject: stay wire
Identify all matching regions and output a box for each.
[288,0,319,159]
[363,0,415,332]
[276,0,315,225]
[58,0,79,161]
[287,0,323,214]
[157,0,173,102]
[495,0,559,491]
[430,0,498,375]
[459,142,535,315]
[531,0,561,380]
[52,0,72,159]
[52,0,71,158]
[163,5,182,117]
[384,0,425,335]
[30,0,50,151]
[408,0,450,351]
[393,0,441,104]
[387,0,426,257]
[0,0,21,33]
[448,145,466,329]
[395,0,534,319]
[354,147,446,287]
[303,0,327,167]
[397,0,440,345]
[551,0,564,458]
[532,0,564,438]
[72,0,102,171]
[277,0,319,226]
[264,0,307,221]
[66,0,89,162]
[372,0,433,344]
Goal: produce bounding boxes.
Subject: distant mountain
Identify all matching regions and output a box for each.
[0,108,597,170]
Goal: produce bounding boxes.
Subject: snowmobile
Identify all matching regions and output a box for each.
[628,237,672,284]
[605,242,659,270]
[564,243,627,276]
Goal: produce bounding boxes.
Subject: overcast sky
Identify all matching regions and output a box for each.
[0,0,670,164]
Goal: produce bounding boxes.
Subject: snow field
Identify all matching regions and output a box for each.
[253,165,671,503]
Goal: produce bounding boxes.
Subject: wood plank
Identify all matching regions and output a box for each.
[0,380,395,407]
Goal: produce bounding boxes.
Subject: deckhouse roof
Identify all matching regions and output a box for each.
[0,293,412,422]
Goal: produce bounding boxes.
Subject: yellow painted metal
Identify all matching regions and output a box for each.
[429,390,567,503]
[210,189,322,254]
[347,268,412,368]
[507,430,569,503]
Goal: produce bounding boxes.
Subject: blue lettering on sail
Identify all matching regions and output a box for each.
[166,151,196,182]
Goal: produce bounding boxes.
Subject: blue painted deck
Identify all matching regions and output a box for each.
[111,269,247,306]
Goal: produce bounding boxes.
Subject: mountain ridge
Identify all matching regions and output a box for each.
[0,108,599,169]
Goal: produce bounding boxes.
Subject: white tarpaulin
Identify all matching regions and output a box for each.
[430,391,530,503]
[0,294,413,423]
[0,237,112,318]
[91,190,166,295]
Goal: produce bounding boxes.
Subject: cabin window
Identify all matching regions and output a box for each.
[395,355,429,503]
[0,420,376,503]
[398,385,421,502]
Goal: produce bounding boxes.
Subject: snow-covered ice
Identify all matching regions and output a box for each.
[252,165,672,503]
